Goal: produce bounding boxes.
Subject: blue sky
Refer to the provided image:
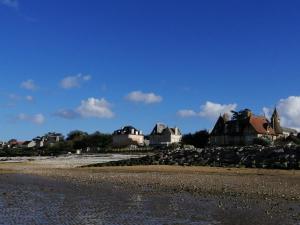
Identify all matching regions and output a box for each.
[1,0,300,140]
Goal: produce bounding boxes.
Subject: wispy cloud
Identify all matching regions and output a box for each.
[20,80,38,91]
[54,109,80,120]
[60,74,92,89]
[15,113,45,125]
[177,101,237,120]
[0,0,18,9]
[7,94,35,107]
[55,97,114,119]
[25,95,34,102]
[125,91,162,104]
[177,109,198,117]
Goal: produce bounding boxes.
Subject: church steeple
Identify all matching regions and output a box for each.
[271,107,283,134]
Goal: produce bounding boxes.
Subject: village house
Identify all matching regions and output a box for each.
[20,132,65,149]
[149,123,182,147]
[7,139,24,149]
[22,140,37,148]
[210,108,297,146]
[43,132,64,146]
[112,126,144,147]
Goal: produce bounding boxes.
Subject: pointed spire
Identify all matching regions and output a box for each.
[271,107,283,134]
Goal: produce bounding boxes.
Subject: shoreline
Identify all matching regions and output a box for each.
[0,163,299,224]
[1,162,299,201]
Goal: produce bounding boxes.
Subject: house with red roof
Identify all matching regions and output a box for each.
[210,108,293,146]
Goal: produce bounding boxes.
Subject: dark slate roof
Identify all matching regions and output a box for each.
[151,123,167,135]
[151,123,181,135]
[113,126,142,135]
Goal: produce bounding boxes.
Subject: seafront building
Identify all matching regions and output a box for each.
[210,108,297,146]
[149,123,182,147]
[112,126,144,147]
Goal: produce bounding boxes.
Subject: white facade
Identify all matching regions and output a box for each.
[149,124,182,147]
[113,126,144,147]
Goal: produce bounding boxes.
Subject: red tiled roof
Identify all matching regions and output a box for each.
[249,116,276,135]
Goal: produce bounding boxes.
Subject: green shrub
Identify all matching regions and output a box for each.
[253,137,272,146]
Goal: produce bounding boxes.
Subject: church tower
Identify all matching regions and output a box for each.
[271,108,283,135]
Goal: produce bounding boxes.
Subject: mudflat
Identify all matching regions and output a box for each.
[0,162,299,225]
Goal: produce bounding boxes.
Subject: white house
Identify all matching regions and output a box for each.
[22,141,37,148]
[149,123,182,147]
[113,126,144,147]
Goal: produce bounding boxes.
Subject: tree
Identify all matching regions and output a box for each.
[182,130,209,148]
[84,132,112,149]
[253,137,272,146]
[231,109,252,120]
[68,131,113,151]
[66,130,88,141]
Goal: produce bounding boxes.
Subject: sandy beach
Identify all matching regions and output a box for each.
[0,158,299,225]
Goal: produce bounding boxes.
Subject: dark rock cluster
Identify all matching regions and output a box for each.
[86,145,300,169]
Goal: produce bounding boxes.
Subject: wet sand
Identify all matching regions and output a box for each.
[0,163,299,225]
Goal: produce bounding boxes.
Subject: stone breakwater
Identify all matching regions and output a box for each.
[85,146,300,169]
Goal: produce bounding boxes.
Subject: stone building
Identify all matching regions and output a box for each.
[112,126,144,147]
[149,123,182,147]
[210,108,296,146]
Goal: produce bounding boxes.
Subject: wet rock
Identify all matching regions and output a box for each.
[85,145,300,169]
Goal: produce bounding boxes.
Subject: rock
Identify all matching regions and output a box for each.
[84,145,300,169]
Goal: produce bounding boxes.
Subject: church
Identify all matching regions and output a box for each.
[210,108,297,146]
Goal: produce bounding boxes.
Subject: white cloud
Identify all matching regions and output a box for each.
[126,91,162,104]
[0,0,18,8]
[199,101,237,119]
[25,95,34,102]
[8,94,21,101]
[177,101,237,120]
[54,109,79,119]
[8,94,34,104]
[16,113,45,125]
[264,96,300,130]
[77,98,114,118]
[262,107,272,119]
[60,74,92,89]
[20,80,38,91]
[55,97,114,119]
[177,109,198,118]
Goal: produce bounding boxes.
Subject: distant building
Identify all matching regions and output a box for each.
[44,132,64,145]
[7,139,23,148]
[112,126,144,147]
[32,132,64,148]
[210,108,297,146]
[22,141,37,148]
[149,123,182,147]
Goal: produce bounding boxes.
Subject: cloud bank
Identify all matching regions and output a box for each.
[178,101,237,120]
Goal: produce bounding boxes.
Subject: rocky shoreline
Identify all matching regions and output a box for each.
[84,145,300,169]
[1,171,299,225]
[1,157,299,224]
